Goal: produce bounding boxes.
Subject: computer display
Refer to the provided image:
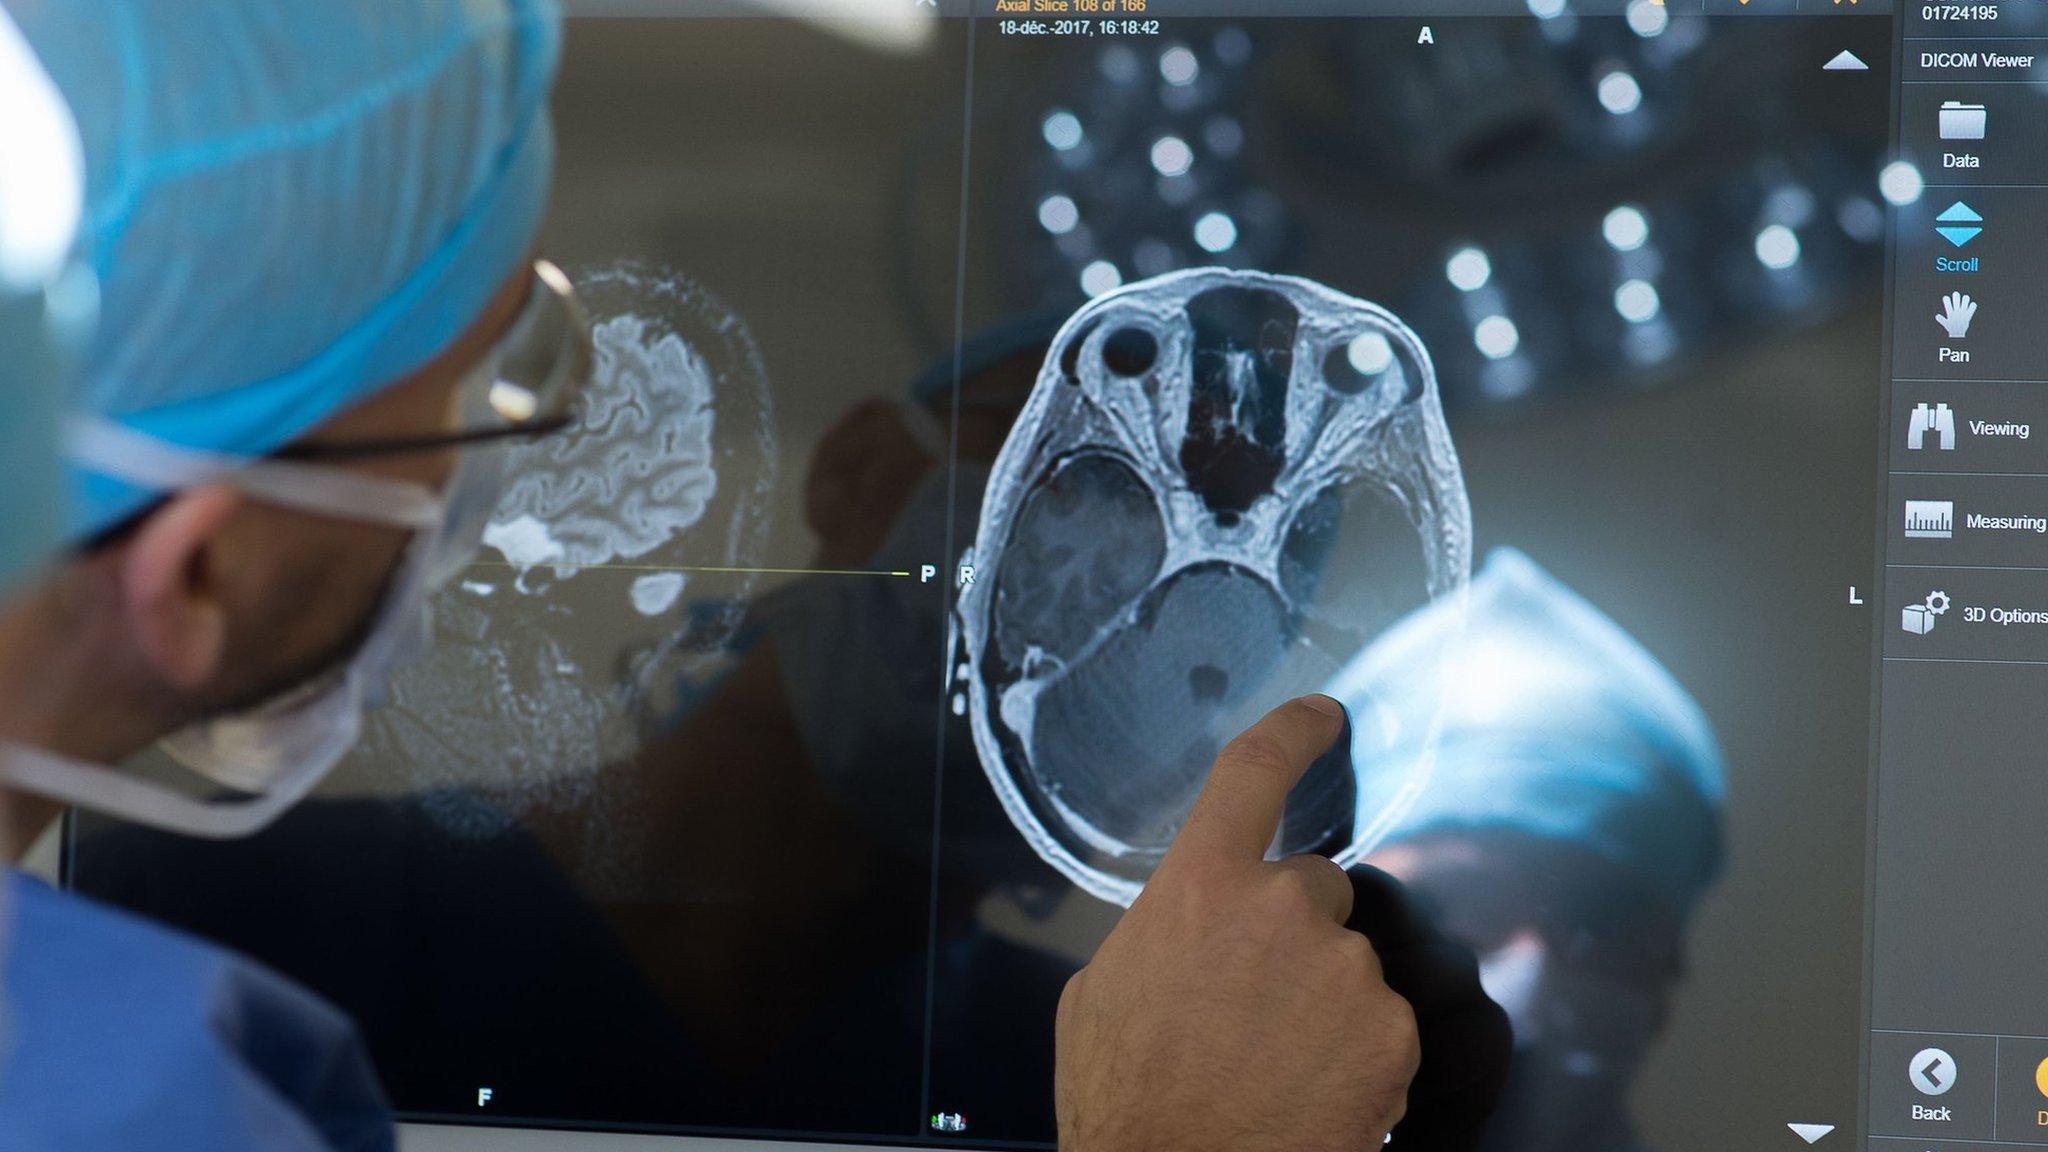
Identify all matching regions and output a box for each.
[67,1,2042,1149]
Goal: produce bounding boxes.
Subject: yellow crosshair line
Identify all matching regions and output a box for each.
[467,560,914,579]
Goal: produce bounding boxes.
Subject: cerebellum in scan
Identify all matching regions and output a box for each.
[949,268,1472,906]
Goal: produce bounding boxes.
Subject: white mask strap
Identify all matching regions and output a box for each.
[67,415,443,531]
[0,741,314,840]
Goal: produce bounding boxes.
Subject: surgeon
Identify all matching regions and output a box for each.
[1345,548,1728,1152]
[0,2,1425,1149]
[0,2,570,1146]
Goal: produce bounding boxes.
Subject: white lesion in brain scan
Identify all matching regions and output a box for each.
[951,268,1472,906]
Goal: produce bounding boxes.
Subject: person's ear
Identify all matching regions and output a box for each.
[119,485,244,692]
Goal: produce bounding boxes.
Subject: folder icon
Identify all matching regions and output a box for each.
[1940,101,1987,141]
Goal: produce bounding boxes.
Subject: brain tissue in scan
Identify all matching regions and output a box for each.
[950,269,1471,906]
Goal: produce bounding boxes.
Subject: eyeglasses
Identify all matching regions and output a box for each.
[275,260,593,463]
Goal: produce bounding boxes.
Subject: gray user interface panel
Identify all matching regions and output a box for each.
[1873,4,2048,1149]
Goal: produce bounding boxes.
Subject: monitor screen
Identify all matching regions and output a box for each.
[66,1,2033,1149]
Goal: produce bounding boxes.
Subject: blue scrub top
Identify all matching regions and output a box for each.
[0,870,395,1152]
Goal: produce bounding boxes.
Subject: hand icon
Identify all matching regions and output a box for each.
[1937,292,1977,339]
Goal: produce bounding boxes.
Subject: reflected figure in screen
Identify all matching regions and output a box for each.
[1350,548,1727,1152]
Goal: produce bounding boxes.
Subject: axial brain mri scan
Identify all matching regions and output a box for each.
[952,268,1470,904]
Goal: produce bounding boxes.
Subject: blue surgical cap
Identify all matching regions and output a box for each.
[1338,548,1726,917]
[14,0,562,541]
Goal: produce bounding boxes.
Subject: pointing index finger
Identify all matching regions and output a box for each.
[1170,695,1350,863]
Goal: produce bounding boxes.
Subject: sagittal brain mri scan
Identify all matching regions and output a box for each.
[339,263,778,870]
[952,269,1471,905]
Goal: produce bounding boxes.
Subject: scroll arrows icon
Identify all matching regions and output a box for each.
[1937,202,1983,248]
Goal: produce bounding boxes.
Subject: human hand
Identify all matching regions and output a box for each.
[1054,695,1420,1152]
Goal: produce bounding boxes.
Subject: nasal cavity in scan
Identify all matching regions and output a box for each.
[1180,286,1297,518]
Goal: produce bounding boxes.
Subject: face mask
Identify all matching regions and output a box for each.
[0,365,508,839]
[158,413,508,802]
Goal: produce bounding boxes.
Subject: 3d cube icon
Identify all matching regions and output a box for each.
[1902,603,1937,635]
